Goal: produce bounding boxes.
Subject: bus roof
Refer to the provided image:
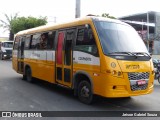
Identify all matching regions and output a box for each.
[15,16,128,36]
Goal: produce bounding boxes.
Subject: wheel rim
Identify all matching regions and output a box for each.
[78,81,93,104]
[81,86,90,98]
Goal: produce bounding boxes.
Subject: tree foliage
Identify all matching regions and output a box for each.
[0,13,19,40]
[101,13,116,19]
[12,16,47,34]
[0,13,47,40]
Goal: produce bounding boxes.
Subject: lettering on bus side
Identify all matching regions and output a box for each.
[78,57,91,61]
[32,52,40,58]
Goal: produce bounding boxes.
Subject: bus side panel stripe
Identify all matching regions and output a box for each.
[73,51,100,66]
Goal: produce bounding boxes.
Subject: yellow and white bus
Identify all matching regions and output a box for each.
[12,16,154,104]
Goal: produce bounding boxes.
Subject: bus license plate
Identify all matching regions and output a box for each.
[137,80,146,86]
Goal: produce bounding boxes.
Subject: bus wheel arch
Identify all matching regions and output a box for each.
[73,72,94,104]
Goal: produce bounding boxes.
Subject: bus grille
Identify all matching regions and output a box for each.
[128,72,149,91]
[131,83,148,91]
[128,72,149,80]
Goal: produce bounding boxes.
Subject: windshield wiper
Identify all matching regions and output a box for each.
[133,52,151,58]
[108,52,136,56]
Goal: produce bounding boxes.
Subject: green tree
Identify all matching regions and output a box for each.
[101,13,116,19]
[11,16,47,34]
[0,13,19,40]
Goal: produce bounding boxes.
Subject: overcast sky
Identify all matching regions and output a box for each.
[0,0,160,37]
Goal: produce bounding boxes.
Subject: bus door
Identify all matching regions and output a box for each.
[56,29,76,87]
[17,36,25,73]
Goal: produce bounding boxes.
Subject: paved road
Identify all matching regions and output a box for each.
[0,60,160,120]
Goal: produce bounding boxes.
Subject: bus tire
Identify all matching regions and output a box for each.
[78,80,93,104]
[26,67,33,82]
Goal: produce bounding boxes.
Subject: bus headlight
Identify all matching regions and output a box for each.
[117,71,122,76]
[108,70,123,78]
[112,70,117,75]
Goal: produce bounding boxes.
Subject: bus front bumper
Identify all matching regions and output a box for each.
[101,83,154,98]
[93,73,154,98]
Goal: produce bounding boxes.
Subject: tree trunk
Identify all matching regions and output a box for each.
[9,31,14,41]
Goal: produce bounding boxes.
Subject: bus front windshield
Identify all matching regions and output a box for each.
[94,20,148,55]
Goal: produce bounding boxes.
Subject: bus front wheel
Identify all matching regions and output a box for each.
[78,80,93,104]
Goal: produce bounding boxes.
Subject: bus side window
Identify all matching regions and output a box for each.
[38,33,48,50]
[13,37,19,50]
[24,35,31,50]
[47,31,56,50]
[64,29,75,65]
[75,25,98,56]
[31,34,40,49]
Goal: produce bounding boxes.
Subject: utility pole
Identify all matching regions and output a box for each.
[75,0,81,18]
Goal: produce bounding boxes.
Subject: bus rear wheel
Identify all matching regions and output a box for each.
[26,67,33,82]
[78,80,93,104]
